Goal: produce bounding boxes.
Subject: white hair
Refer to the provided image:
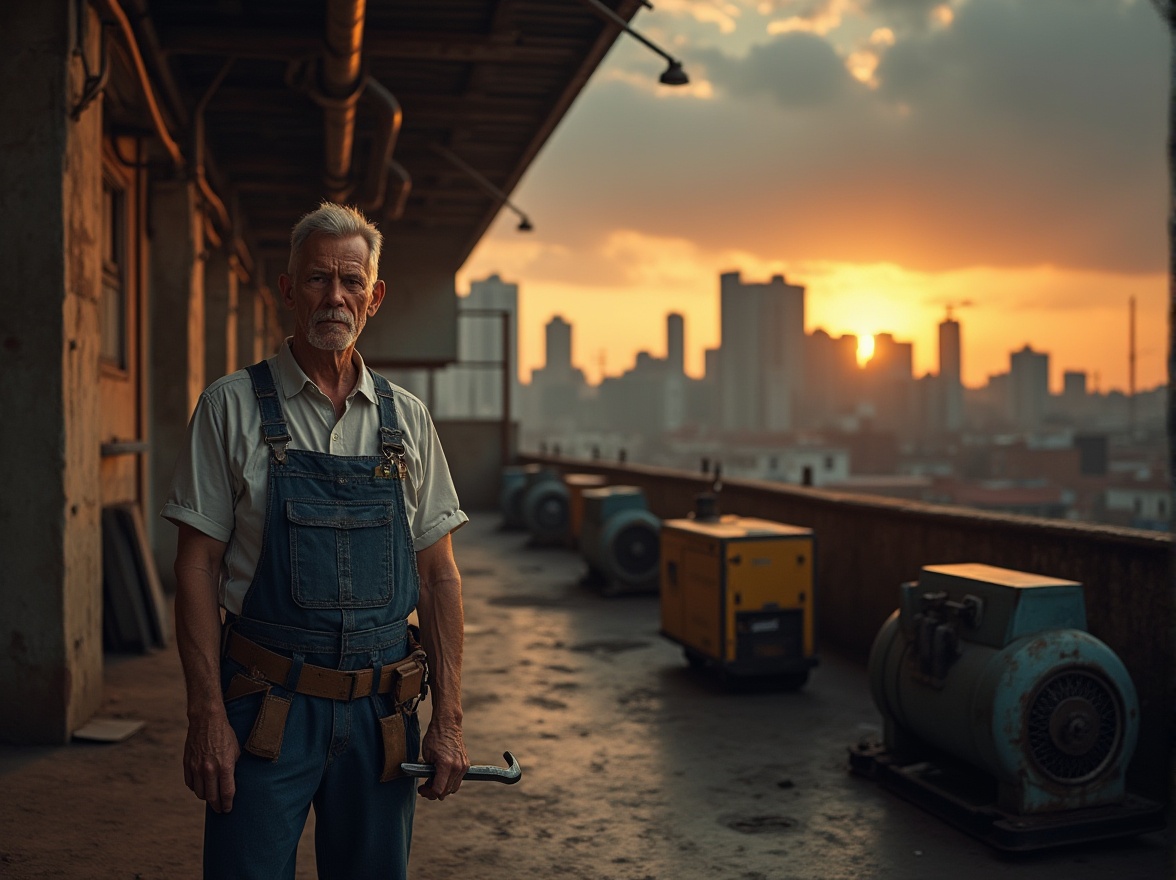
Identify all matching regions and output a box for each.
[288,201,382,282]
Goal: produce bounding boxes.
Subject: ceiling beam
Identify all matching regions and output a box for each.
[160,26,578,64]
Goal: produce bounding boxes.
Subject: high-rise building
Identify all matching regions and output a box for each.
[545,315,573,373]
[938,317,963,432]
[861,333,916,434]
[803,329,859,427]
[1010,344,1049,430]
[666,313,684,376]
[526,314,586,431]
[718,271,805,433]
[1060,370,1087,423]
[432,273,519,419]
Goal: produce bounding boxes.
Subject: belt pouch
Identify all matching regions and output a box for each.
[393,650,428,704]
[245,692,292,761]
[379,713,408,782]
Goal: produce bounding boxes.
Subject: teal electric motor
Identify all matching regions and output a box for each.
[521,469,570,544]
[867,563,1139,816]
[579,486,660,595]
[498,465,530,530]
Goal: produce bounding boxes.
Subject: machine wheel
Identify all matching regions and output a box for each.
[683,648,708,671]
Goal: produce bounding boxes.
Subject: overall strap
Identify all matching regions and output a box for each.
[371,369,407,480]
[246,361,292,464]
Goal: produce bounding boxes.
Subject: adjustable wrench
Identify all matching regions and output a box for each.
[401,750,522,785]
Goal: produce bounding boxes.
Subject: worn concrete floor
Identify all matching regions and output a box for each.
[0,514,1171,879]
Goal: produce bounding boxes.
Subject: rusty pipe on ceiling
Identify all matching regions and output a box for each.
[89,0,184,169]
[321,0,368,201]
[193,57,235,234]
[354,76,402,213]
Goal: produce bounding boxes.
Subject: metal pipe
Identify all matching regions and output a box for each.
[384,160,412,221]
[356,76,402,212]
[430,143,533,231]
[575,0,688,85]
[194,57,235,233]
[322,0,368,200]
[90,0,184,169]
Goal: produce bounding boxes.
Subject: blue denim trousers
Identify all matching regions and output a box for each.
[203,650,420,880]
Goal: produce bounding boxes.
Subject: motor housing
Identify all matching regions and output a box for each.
[868,563,1139,815]
[579,486,660,594]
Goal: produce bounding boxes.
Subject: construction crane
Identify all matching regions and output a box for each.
[943,300,974,321]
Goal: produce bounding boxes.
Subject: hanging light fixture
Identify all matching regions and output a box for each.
[577,0,689,86]
[430,143,534,232]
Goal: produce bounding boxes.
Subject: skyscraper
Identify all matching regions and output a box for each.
[1010,344,1049,430]
[938,316,963,432]
[718,271,806,433]
[666,312,684,376]
[432,273,518,419]
[546,315,572,374]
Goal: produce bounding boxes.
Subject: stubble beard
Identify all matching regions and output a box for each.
[307,308,360,351]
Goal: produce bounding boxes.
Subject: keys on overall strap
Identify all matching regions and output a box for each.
[374,441,408,480]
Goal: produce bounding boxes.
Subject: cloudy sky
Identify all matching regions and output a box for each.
[457,0,1169,392]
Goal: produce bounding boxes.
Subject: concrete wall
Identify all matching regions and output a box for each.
[147,182,205,590]
[363,260,457,367]
[434,420,517,510]
[0,1,105,742]
[523,456,1174,803]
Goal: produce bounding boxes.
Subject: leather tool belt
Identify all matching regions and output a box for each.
[226,631,428,706]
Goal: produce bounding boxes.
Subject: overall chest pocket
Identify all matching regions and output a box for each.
[287,499,396,609]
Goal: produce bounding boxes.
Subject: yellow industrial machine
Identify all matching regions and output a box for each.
[660,501,817,688]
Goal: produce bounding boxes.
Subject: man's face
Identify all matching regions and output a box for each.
[280,233,385,352]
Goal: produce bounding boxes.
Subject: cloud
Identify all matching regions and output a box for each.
[518,0,1165,276]
[657,0,744,34]
[697,31,860,106]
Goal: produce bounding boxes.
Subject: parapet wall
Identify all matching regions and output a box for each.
[521,455,1174,803]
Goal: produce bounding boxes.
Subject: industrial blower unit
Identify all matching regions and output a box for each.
[563,473,608,548]
[521,469,571,545]
[659,498,817,688]
[498,465,530,530]
[499,464,558,531]
[850,563,1164,851]
[579,486,660,595]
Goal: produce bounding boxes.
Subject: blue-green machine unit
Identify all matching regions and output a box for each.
[579,486,660,595]
[500,464,566,537]
[851,563,1163,851]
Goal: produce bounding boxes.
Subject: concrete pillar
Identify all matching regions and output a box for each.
[0,0,105,742]
[148,181,205,589]
[236,284,259,370]
[204,248,238,382]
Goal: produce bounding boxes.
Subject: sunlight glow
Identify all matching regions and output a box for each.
[857,333,875,366]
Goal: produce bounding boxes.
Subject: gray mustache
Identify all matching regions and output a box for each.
[312,308,355,331]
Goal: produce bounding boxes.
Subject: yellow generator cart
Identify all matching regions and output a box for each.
[660,512,817,689]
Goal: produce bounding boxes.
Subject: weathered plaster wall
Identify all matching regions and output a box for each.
[523,456,1174,803]
[204,249,239,383]
[362,253,458,367]
[148,181,204,590]
[0,1,104,742]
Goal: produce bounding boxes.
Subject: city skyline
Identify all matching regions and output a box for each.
[455,0,1167,394]
[459,270,1161,395]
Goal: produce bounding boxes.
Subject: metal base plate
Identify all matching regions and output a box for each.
[847,741,1166,853]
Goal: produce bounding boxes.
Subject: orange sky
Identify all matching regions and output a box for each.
[456,0,1168,396]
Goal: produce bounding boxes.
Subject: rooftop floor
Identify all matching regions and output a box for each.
[0,514,1171,878]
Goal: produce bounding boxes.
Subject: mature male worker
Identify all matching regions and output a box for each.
[163,202,470,879]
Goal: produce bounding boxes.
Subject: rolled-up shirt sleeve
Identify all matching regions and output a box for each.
[404,399,468,551]
[161,391,237,543]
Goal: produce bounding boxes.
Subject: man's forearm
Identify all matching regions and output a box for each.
[416,571,465,724]
[174,531,229,720]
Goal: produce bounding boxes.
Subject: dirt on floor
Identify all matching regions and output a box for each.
[1,516,1171,879]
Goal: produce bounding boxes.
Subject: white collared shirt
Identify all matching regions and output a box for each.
[162,339,468,614]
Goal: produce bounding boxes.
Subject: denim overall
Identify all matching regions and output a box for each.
[204,361,421,880]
